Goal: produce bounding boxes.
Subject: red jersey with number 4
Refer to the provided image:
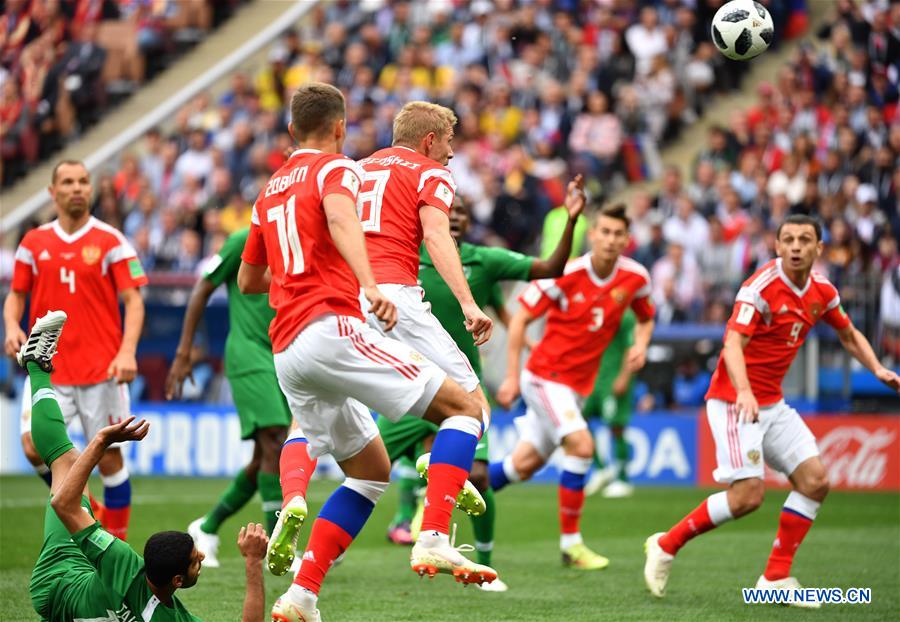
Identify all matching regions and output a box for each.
[242,149,365,353]
[11,217,148,385]
[358,146,456,285]
[706,258,851,406]
[519,254,655,395]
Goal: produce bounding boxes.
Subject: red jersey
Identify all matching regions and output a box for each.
[358,146,456,285]
[519,254,655,395]
[11,217,148,385]
[242,149,365,353]
[706,258,852,406]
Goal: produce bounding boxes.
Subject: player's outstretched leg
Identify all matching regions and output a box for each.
[273,438,388,622]
[644,487,738,597]
[189,461,259,568]
[268,429,317,576]
[411,387,497,585]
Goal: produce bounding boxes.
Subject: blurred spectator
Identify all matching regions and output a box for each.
[651,242,703,324]
[663,195,709,258]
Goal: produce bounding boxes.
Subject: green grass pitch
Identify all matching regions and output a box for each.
[1,476,897,621]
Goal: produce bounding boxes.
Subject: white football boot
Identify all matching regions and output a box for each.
[187,518,220,568]
[17,310,67,371]
[754,575,822,609]
[644,532,674,597]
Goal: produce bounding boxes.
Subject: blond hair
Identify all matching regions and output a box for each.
[392,101,457,146]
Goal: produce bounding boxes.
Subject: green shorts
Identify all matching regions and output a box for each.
[378,415,491,465]
[583,384,633,428]
[30,497,113,620]
[229,371,293,439]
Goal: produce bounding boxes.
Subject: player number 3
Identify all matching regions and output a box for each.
[268,195,305,275]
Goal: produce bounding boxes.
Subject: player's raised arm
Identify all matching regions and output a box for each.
[324,192,397,331]
[51,417,149,533]
[835,324,900,393]
[421,205,492,345]
[529,175,586,280]
[238,523,269,622]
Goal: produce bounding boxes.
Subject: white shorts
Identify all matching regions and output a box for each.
[361,284,480,392]
[274,314,446,462]
[20,376,131,446]
[707,398,819,484]
[515,369,588,459]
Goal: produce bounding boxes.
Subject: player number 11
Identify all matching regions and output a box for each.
[267,195,305,275]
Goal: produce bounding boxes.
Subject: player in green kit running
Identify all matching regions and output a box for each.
[21,311,269,622]
[165,227,315,568]
[379,176,587,591]
[582,309,637,498]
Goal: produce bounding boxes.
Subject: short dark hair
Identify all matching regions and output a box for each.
[51,159,87,184]
[776,214,822,241]
[290,82,345,138]
[595,203,630,228]
[144,531,194,587]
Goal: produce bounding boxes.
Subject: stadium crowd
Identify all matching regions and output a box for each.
[0,0,246,187]
[6,2,898,342]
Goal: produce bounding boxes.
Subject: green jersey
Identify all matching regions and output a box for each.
[595,308,636,390]
[203,228,274,378]
[418,243,533,375]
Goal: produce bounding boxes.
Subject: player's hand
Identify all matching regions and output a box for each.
[364,286,397,331]
[735,388,759,424]
[496,375,520,410]
[564,174,586,220]
[462,303,493,346]
[624,345,647,373]
[4,324,26,358]
[238,522,269,562]
[98,416,150,446]
[108,349,138,384]
[165,352,194,400]
[875,366,900,394]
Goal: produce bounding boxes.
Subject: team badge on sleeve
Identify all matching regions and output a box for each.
[435,182,453,208]
[128,259,145,279]
[341,169,360,195]
[736,303,755,326]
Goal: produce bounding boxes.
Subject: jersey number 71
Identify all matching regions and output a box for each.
[268,195,305,274]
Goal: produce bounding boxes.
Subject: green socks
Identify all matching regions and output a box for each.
[390,457,422,526]
[472,486,496,566]
[592,449,606,471]
[200,468,258,534]
[612,428,629,482]
[26,362,73,467]
[257,471,283,535]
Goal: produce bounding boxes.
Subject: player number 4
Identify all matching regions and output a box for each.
[60,267,76,293]
[268,195,305,275]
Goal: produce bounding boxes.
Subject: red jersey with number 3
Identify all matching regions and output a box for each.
[706,258,852,406]
[519,254,655,395]
[11,217,148,385]
[242,148,365,353]
[358,146,456,285]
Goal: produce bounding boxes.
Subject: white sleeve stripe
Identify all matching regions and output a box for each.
[619,256,651,281]
[735,287,770,314]
[746,267,777,291]
[634,283,651,299]
[825,295,841,311]
[317,159,363,195]
[251,203,260,225]
[102,244,138,275]
[416,168,456,193]
[14,246,34,266]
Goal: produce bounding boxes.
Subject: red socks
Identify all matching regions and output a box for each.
[421,463,467,534]
[764,510,814,580]
[104,507,131,541]
[280,435,317,508]
[659,499,715,555]
[559,487,585,535]
[294,519,352,593]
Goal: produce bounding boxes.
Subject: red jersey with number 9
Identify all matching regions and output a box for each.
[706,258,852,406]
[11,217,148,385]
[241,149,365,352]
[358,146,456,285]
[519,254,655,395]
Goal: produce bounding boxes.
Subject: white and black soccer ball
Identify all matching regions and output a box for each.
[711,0,775,61]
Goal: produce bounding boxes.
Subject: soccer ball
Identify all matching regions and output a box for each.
[711,0,775,61]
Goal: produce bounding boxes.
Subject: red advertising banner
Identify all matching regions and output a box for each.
[698,413,900,491]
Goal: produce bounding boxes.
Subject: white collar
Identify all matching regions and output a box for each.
[585,253,618,287]
[776,257,811,297]
[52,217,95,244]
[289,148,323,158]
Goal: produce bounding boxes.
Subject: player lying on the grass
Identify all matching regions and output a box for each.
[165,226,316,570]
[644,214,900,606]
[4,160,147,540]
[237,83,495,621]
[378,181,586,591]
[492,204,655,570]
[20,310,270,622]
